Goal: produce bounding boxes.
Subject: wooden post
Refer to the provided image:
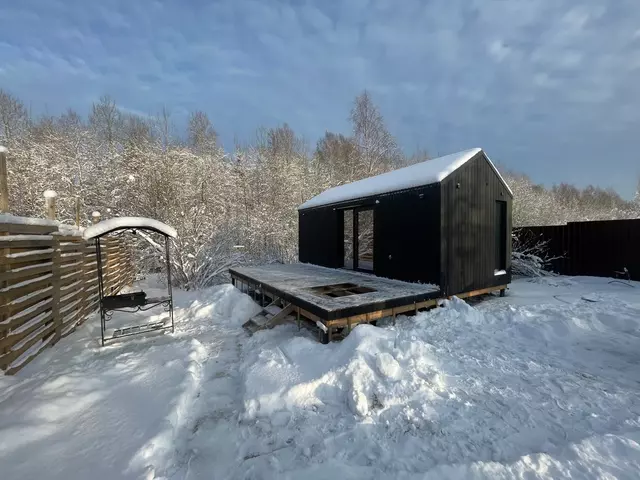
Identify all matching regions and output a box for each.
[0,147,8,213]
[104,236,110,295]
[91,211,101,224]
[51,237,62,343]
[80,238,90,324]
[44,190,57,220]
[75,196,80,227]
[0,242,9,362]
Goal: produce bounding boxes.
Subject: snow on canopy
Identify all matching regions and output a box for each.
[299,147,512,210]
[83,216,177,240]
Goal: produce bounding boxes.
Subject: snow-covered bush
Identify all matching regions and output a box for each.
[511,230,559,277]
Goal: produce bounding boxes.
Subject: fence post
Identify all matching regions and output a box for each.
[44,190,57,220]
[92,211,101,224]
[104,236,111,295]
[52,236,62,343]
[81,239,93,322]
[75,196,80,227]
[0,147,8,213]
[0,239,8,362]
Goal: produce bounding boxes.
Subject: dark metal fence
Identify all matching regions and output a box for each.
[516,218,640,281]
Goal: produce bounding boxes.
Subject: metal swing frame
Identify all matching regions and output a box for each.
[94,229,175,346]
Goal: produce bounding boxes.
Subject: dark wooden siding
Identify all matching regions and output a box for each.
[440,153,512,295]
[517,219,640,280]
[374,184,441,284]
[299,184,441,285]
[298,207,342,268]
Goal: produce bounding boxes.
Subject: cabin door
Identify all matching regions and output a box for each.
[342,208,374,272]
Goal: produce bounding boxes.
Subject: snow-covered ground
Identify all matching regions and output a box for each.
[1,276,640,479]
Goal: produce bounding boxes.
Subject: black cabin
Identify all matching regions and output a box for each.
[298,148,512,296]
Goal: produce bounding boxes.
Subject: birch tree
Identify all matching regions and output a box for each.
[350,90,400,176]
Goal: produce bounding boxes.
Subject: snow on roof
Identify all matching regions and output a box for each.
[83,216,177,240]
[299,148,512,210]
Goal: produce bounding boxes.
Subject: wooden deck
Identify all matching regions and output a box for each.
[229,263,507,343]
[230,263,441,341]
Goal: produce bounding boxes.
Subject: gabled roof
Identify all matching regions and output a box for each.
[83,216,177,240]
[299,148,512,210]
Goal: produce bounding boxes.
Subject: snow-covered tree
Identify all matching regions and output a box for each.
[350,90,401,176]
[3,88,637,287]
[0,89,29,146]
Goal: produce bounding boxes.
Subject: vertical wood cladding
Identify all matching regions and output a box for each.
[298,207,342,268]
[517,219,640,280]
[440,152,513,296]
[374,184,441,284]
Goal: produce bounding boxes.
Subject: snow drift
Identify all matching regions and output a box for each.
[239,285,640,477]
[2,276,640,479]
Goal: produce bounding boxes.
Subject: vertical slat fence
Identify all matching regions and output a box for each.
[516,218,640,280]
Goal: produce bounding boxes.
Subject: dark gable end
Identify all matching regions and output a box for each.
[439,151,513,295]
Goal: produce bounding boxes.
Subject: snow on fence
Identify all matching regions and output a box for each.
[0,217,134,374]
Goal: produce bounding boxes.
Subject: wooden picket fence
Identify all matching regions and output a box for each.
[0,218,134,374]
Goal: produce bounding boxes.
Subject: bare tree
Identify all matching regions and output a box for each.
[89,95,122,147]
[350,90,400,176]
[0,89,29,145]
[156,105,173,151]
[315,131,359,183]
[402,147,430,166]
[188,110,218,155]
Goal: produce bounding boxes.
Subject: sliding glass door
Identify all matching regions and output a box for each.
[357,209,374,271]
[343,209,354,269]
[342,208,374,272]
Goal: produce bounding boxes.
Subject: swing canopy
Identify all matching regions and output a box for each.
[83,216,177,240]
[84,216,177,345]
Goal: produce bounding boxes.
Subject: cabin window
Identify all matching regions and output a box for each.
[495,200,507,272]
[343,209,354,269]
[356,209,374,271]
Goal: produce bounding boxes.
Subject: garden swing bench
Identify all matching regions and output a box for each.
[83,217,178,346]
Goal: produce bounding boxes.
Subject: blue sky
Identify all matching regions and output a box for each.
[1,0,639,198]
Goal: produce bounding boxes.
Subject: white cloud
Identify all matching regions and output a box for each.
[0,0,639,196]
[488,40,510,62]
